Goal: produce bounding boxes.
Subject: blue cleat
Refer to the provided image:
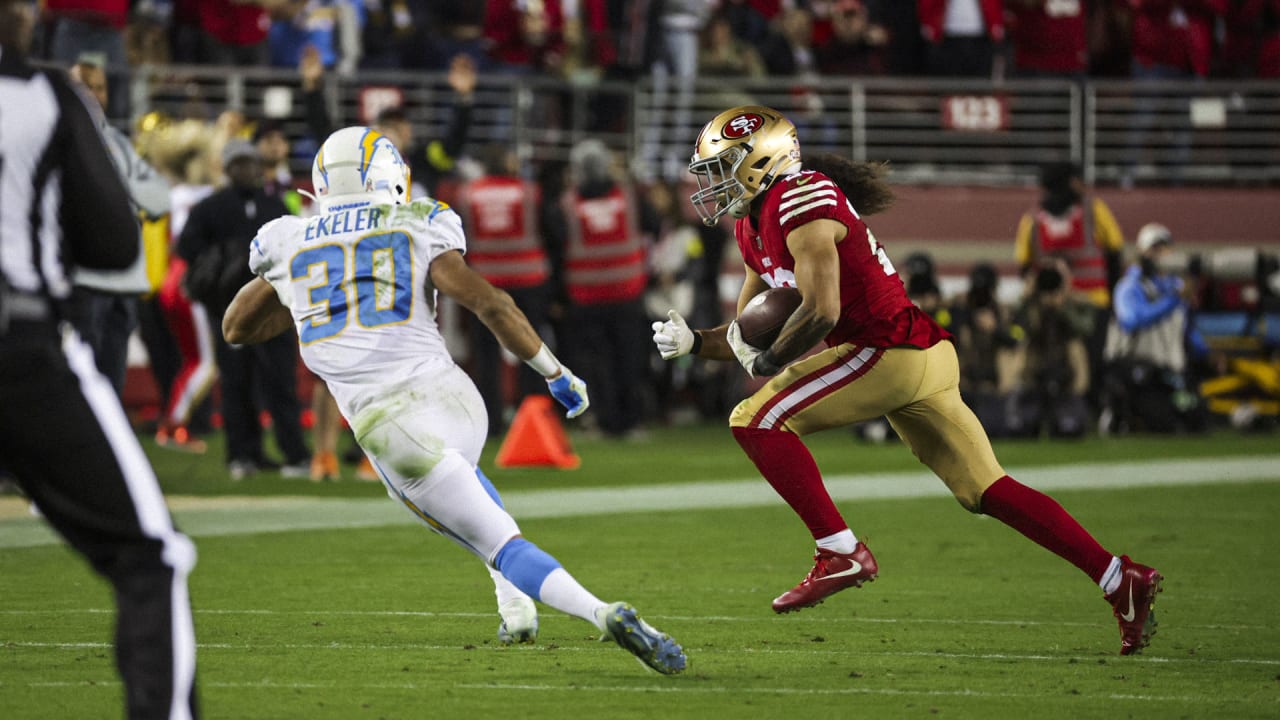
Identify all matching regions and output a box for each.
[599,602,687,675]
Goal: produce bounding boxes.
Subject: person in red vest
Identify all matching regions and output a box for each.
[543,139,659,438]
[1015,162,1124,312]
[1015,161,1125,405]
[454,144,554,435]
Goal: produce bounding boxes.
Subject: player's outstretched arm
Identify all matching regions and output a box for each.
[223,277,293,345]
[430,250,589,418]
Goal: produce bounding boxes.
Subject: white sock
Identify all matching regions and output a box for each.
[488,566,529,607]
[1099,556,1123,595]
[816,529,858,554]
[534,568,607,629]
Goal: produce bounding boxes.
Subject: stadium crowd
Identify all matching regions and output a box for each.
[29,0,1280,84]
[12,0,1277,483]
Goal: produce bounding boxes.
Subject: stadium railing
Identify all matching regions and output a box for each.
[126,65,1280,188]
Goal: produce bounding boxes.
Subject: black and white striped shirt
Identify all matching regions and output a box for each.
[0,44,135,316]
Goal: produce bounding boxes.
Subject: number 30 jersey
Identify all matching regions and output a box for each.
[250,198,463,416]
[734,170,951,350]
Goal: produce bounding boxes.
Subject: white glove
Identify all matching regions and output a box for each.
[547,368,590,419]
[726,320,763,377]
[651,309,695,360]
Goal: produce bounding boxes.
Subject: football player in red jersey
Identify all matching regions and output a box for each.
[652,105,1163,655]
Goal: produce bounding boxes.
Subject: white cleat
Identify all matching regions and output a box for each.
[497,596,538,645]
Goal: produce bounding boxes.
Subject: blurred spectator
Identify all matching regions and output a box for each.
[1100,223,1209,433]
[420,0,487,69]
[1008,266,1091,438]
[177,140,309,479]
[902,251,952,330]
[67,59,171,399]
[372,53,476,197]
[358,0,420,69]
[42,0,128,69]
[197,0,270,66]
[1220,0,1280,78]
[1007,0,1088,77]
[126,0,171,66]
[644,0,714,179]
[1016,161,1123,399]
[252,119,303,212]
[561,0,616,81]
[453,144,554,436]
[1088,0,1134,77]
[1129,0,1225,80]
[698,9,766,109]
[950,263,1020,436]
[143,117,221,452]
[543,139,659,438]
[485,0,567,74]
[1016,162,1124,312]
[42,2,129,117]
[761,6,819,76]
[699,9,766,78]
[268,0,364,73]
[918,0,1007,77]
[720,0,772,45]
[815,0,889,76]
[873,0,926,74]
[642,180,703,423]
[1124,1,1227,184]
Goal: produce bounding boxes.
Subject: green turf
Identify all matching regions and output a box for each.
[2,428,1279,719]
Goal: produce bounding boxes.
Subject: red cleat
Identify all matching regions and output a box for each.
[1104,555,1163,655]
[772,543,879,614]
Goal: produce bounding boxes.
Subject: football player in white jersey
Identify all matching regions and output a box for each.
[222,126,686,675]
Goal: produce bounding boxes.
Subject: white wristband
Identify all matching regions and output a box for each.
[526,344,562,378]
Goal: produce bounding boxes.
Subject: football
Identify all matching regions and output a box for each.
[736,286,803,349]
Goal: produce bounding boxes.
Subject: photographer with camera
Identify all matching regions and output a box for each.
[1100,223,1209,434]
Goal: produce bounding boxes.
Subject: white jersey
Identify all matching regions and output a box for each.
[249,198,465,419]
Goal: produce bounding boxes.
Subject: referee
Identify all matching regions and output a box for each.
[0,3,199,719]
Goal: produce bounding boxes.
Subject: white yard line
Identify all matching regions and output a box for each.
[1,455,1277,549]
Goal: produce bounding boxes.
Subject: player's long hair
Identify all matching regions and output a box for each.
[803,153,894,216]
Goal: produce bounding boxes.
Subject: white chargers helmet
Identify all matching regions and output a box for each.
[311,126,411,211]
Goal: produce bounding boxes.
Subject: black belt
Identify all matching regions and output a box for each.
[0,293,56,337]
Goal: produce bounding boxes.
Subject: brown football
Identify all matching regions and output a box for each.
[736,286,803,350]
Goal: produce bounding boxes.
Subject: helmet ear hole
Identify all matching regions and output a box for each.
[751,157,770,170]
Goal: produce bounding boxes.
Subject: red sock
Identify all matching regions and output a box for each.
[981,475,1113,582]
[732,426,847,539]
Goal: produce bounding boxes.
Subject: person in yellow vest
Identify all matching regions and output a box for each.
[454,144,554,435]
[543,139,660,438]
[1015,161,1125,403]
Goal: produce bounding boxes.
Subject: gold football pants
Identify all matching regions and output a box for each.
[729,341,1005,511]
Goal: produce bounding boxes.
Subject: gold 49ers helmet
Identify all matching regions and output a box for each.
[688,105,801,226]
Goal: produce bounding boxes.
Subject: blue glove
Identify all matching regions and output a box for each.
[547,369,590,419]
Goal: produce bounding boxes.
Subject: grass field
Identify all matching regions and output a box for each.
[2,426,1279,719]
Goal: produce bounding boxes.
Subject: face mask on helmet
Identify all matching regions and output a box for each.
[688,106,800,226]
[311,126,411,212]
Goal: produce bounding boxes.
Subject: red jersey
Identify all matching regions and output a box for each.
[735,171,951,350]
[1009,0,1087,74]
